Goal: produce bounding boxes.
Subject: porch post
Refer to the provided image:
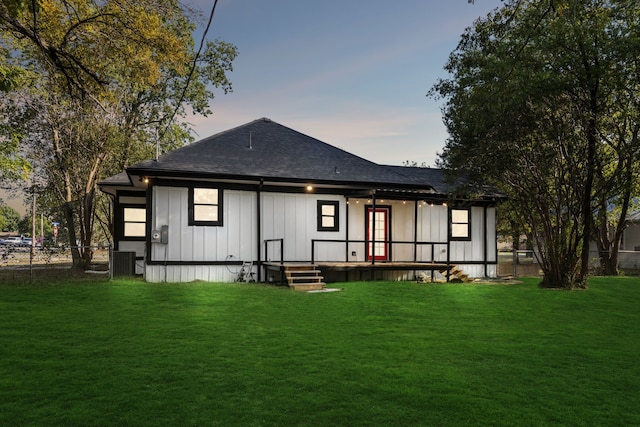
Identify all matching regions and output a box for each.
[446,204,451,282]
[413,199,418,262]
[345,197,350,262]
[371,191,376,266]
[256,179,263,282]
[484,205,488,278]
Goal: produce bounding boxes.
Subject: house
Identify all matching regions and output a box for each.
[99,118,503,285]
[615,211,640,271]
[623,211,640,251]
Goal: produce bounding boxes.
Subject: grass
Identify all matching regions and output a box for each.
[1,277,639,426]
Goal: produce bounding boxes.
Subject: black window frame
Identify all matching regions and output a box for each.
[317,200,339,232]
[449,207,471,241]
[119,205,147,240]
[188,186,224,226]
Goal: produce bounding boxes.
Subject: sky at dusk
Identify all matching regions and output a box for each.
[2,0,505,214]
[186,0,504,166]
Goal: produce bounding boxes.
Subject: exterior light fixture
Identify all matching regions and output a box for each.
[306,185,313,192]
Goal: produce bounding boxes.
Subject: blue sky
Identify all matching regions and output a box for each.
[186,0,504,166]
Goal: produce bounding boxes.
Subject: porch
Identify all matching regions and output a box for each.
[262,261,459,288]
[263,237,458,283]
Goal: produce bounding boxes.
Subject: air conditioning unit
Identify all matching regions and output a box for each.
[111,251,136,277]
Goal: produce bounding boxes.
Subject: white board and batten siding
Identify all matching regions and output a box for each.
[347,202,497,278]
[344,200,445,262]
[143,185,497,282]
[261,193,345,262]
[448,206,497,278]
[145,186,257,283]
[145,187,345,282]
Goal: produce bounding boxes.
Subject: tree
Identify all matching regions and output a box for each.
[589,3,640,275]
[0,48,31,182]
[430,0,640,289]
[0,204,20,232]
[1,0,237,267]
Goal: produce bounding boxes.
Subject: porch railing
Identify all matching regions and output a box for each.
[263,237,452,265]
[310,239,449,265]
[263,238,284,264]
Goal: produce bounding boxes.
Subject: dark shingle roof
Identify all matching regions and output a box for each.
[128,118,413,186]
[112,118,499,200]
[99,171,131,186]
[382,165,454,194]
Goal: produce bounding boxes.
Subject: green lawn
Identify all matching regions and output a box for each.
[1,277,639,426]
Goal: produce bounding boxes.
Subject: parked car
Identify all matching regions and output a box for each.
[4,237,23,246]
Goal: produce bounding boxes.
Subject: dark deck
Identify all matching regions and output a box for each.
[262,261,453,283]
[263,261,451,269]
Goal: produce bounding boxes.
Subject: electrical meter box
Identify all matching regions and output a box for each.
[151,225,169,244]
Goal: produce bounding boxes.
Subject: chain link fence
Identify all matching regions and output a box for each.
[497,249,542,277]
[0,244,110,282]
[498,249,640,278]
[4,245,640,283]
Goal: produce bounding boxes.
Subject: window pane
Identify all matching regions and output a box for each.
[451,223,469,238]
[124,207,146,222]
[322,217,334,228]
[194,205,218,221]
[124,222,146,237]
[321,205,335,216]
[194,188,218,204]
[451,209,468,223]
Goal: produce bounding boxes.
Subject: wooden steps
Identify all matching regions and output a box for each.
[284,265,326,291]
[439,265,471,283]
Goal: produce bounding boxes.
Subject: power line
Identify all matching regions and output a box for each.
[156,0,220,157]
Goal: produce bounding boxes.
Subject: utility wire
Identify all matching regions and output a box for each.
[156,0,219,157]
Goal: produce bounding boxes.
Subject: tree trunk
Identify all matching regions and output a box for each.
[62,201,83,269]
[599,253,619,276]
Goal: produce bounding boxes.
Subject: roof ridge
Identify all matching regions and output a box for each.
[186,118,268,147]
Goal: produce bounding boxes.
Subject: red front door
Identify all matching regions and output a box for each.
[366,207,390,261]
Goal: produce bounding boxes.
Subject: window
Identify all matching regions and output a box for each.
[189,187,223,226]
[123,207,146,237]
[450,208,470,240]
[317,200,339,232]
